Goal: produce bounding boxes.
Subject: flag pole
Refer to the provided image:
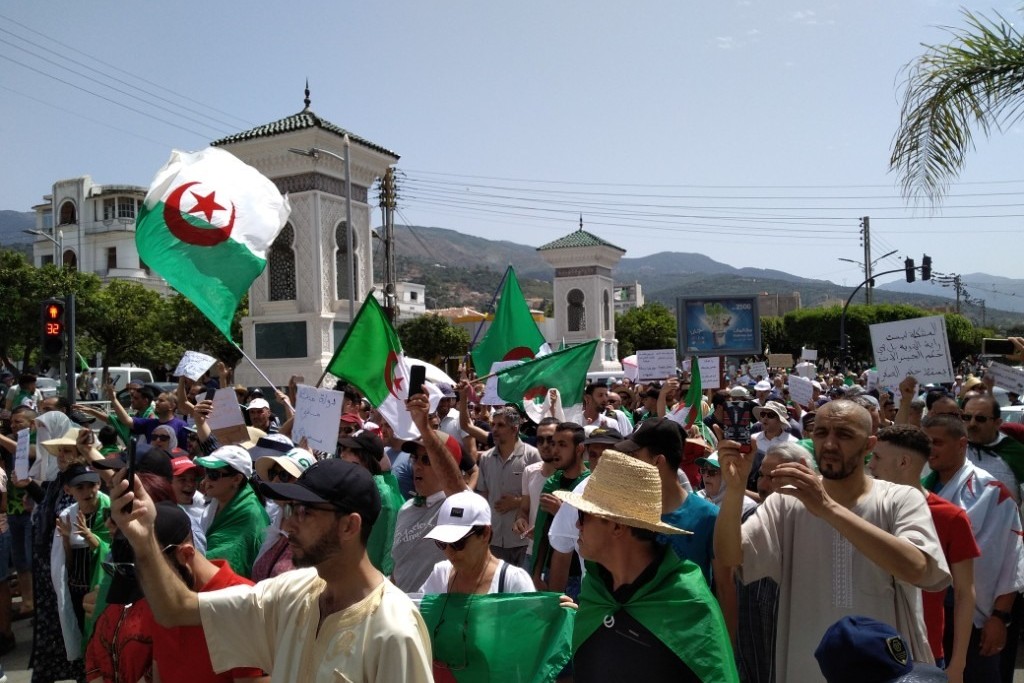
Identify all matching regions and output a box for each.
[231,341,278,390]
[465,265,512,371]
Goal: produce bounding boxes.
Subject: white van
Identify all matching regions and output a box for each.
[89,366,155,393]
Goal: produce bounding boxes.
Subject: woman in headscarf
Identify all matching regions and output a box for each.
[26,412,88,683]
[149,424,178,452]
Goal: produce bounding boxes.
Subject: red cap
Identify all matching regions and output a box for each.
[171,456,199,477]
[340,413,364,426]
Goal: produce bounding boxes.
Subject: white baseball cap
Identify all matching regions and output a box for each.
[195,444,253,479]
[425,491,491,544]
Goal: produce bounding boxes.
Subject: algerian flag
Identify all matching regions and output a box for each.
[667,356,717,446]
[420,592,573,683]
[326,295,421,439]
[136,148,290,339]
[483,340,598,421]
[472,266,551,375]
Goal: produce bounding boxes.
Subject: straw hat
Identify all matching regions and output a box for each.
[41,427,81,457]
[554,450,691,535]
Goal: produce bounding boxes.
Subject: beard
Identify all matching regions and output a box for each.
[817,455,858,481]
[291,524,339,568]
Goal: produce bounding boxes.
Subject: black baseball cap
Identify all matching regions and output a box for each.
[154,502,193,547]
[583,427,624,446]
[64,463,100,487]
[614,417,683,457]
[337,433,385,462]
[93,443,174,480]
[260,459,381,526]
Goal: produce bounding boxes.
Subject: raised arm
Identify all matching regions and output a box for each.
[105,380,134,428]
[713,440,753,568]
[408,393,466,496]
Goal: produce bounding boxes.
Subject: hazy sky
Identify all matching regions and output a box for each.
[2,1,1022,291]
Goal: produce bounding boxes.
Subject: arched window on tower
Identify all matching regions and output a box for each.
[267,223,296,301]
[568,288,586,332]
[58,201,77,225]
[603,290,610,330]
[335,222,360,300]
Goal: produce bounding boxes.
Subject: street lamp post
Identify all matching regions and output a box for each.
[24,228,64,267]
[838,249,897,305]
[288,143,356,320]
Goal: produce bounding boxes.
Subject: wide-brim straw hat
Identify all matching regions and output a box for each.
[554,450,691,535]
[41,428,81,457]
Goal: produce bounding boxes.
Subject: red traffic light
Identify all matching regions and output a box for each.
[41,299,65,355]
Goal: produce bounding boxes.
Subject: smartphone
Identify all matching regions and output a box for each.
[723,399,756,452]
[982,338,1016,356]
[123,436,137,514]
[408,364,426,398]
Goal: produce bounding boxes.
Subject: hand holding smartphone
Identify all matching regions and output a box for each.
[408,364,426,398]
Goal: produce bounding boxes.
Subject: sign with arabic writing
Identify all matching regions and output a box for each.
[293,384,344,454]
[869,315,954,387]
[677,296,761,356]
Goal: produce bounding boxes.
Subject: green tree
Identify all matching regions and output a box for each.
[397,314,470,365]
[77,280,179,371]
[760,316,788,356]
[891,9,1024,203]
[615,302,677,359]
[164,293,246,366]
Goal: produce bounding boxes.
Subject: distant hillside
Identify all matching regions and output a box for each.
[391,224,1023,329]
[0,211,36,247]
[878,273,1024,315]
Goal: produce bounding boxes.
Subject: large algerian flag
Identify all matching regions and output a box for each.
[326,295,421,439]
[420,592,574,683]
[471,266,551,375]
[136,148,290,339]
[484,340,598,421]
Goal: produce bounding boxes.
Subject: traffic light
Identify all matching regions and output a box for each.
[904,258,915,283]
[921,255,932,281]
[41,298,65,356]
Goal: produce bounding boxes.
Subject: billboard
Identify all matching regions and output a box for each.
[676,296,761,357]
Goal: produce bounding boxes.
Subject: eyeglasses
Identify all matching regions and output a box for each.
[760,413,778,420]
[699,467,720,476]
[102,544,178,578]
[535,436,555,445]
[267,466,295,482]
[281,501,344,522]
[434,526,482,552]
[203,468,237,481]
[961,413,991,424]
[577,510,588,525]
[411,453,431,466]
[151,434,171,442]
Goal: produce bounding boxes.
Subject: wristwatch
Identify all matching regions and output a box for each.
[992,608,1013,627]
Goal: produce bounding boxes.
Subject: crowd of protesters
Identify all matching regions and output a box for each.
[0,337,1022,681]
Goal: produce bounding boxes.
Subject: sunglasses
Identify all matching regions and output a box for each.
[281,501,344,522]
[699,467,720,476]
[267,466,295,482]
[760,413,778,420]
[535,436,555,446]
[434,526,482,552]
[102,543,179,578]
[151,434,171,442]
[961,413,992,424]
[411,453,431,466]
[203,468,237,481]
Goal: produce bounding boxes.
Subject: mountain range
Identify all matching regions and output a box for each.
[2,210,1021,328]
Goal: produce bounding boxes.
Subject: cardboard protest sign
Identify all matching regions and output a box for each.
[207,387,249,445]
[768,353,793,369]
[292,384,344,454]
[14,428,29,481]
[697,356,721,390]
[637,349,678,382]
[748,361,768,380]
[787,374,814,408]
[986,362,1024,395]
[869,315,954,387]
[173,350,217,381]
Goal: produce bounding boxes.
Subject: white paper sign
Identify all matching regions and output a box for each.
[697,356,721,390]
[682,359,691,372]
[174,350,217,381]
[206,387,249,444]
[870,315,954,387]
[787,374,814,408]
[801,347,818,361]
[987,362,1024,395]
[292,384,344,454]
[748,362,768,380]
[14,428,30,481]
[795,361,817,379]
[637,349,678,382]
[768,353,794,369]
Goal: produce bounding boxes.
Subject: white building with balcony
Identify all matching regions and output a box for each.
[29,176,168,293]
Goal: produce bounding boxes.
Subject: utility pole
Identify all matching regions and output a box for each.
[378,167,398,323]
[860,216,872,304]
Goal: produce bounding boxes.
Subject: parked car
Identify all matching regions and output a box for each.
[36,377,60,399]
[115,381,178,408]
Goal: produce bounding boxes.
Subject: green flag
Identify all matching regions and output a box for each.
[325,295,420,439]
[420,592,574,683]
[472,266,550,375]
[493,339,598,409]
[136,148,290,340]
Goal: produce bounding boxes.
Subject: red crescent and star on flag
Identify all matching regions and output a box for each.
[163,181,237,246]
[384,351,405,399]
[501,347,546,400]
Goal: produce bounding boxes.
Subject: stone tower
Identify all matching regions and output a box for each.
[211,88,398,386]
[537,222,625,372]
